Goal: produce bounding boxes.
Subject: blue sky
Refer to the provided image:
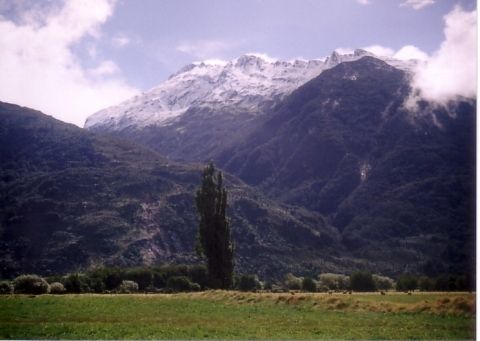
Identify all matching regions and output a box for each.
[0,0,476,125]
[98,0,475,89]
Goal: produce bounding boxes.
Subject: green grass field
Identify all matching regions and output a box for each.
[0,291,475,339]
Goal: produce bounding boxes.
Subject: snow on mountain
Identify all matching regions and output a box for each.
[84,49,416,130]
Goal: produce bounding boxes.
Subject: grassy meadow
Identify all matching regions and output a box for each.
[0,291,475,340]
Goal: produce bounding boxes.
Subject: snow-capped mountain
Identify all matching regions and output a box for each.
[84,49,416,130]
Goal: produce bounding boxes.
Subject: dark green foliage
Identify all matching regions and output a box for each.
[150,264,207,290]
[350,272,376,292]
[45,275,64,284]
[125,268,153,291]
[166,276,200,292]
[417,275,471,292]
[419,276,435,291]
[63,273,90,293]
[153,271,167,289]
[0,281,13,294]
[302,277,317,292]
[237,274,258,292]
[88,276,106,293]
[434,275,470,291]
[396,274,418,291]
[195,163,234,289]
[61,265,207,293]
[187,264,208,289]
[86,268,124,291]
[13,274,49,294]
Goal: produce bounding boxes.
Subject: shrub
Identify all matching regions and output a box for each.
[13,274,50,294]
[373,275,394,291]
[49,282,66,294]
[166,276,197,292]
[317,284,330,292]
[187,265,208,289]
[284,273,302,290]
[396,274,418,291]
[0,281,13,294]
[88,267,124,291]
[419,276,435,291]
[454,275,469,291]
[349,272,376,292]
[302,277,317,292]
[189,282,201,291]
[153,271,167,288]
[118,280,139,293]
[434,275,468,291]
[152,265,192,289]
[237,274,259,292]
[318,273,350,291]
[263,281,273,291]
[88,276,106,293]
[64,273,91,293]
[125,268,153,291]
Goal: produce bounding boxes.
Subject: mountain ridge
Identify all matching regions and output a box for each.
[84,50,417,131]
[83,56,474,278]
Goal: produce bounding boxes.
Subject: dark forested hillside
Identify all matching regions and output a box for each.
[0,102,344,279]
[86,57,475,279]
[218,57,476,277]
[0,56,475,281]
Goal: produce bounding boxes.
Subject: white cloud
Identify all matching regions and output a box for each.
[334,44,430,62]
[393,45,429,61]
[88,60,120,77]
[411,6,477,103]
[400,0,436,10]
[112,33,130,48]
[356,0,371,5]
[335,47,354,55]
[176,40,232,60]
[363,45,395,57]
[0,0,139,127]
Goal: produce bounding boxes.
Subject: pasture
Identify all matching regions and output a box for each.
[0,291,475,339]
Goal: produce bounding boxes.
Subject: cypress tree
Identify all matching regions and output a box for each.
[195,162,234,289]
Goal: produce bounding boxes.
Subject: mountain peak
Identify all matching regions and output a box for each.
[85,50,416,131]
[231,53,278,69]
[353,48,372,57]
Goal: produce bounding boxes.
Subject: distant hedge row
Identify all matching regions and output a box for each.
[0,266,473,295]
[0,265,208,295]
[282,272,473,293]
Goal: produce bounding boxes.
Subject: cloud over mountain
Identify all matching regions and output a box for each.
[0,0,138,126]
[412,6,477,103]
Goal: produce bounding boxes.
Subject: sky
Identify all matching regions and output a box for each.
[0,0,476,126]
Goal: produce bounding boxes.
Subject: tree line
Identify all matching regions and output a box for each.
[0,268,472,295]
[0,163,473,295]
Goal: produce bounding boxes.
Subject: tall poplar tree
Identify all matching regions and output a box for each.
[195,162,234,289]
